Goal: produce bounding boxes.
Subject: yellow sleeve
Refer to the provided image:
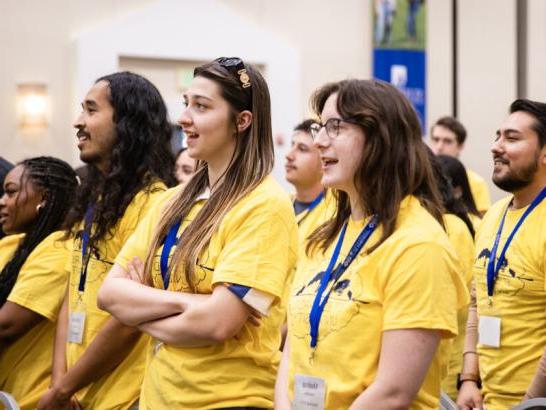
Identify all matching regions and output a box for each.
[212,200,298,299]
[7,232,70,321]
[115,185,179,270]
[116,182,167,244]
[115,203,160,270]
[381,241,465,338]
[468,171,491,213]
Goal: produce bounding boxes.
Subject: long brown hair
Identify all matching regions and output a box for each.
[307,79,444,255]
[143,59,274,292]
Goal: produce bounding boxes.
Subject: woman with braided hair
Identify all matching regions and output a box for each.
[0,156,78,409]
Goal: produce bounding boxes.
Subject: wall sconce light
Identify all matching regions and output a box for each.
[17,83,49,129]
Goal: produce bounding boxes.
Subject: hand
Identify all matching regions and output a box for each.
[71,397,83,410]
[247,307,262,327]
[37,386,72,410]
[127,257,147,284]
[457,381,484,410]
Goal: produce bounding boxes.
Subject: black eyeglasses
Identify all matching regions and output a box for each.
[215,57,252,91]
[309,118,361,140]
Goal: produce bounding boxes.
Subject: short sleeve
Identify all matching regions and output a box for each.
[212,201,298,300]
[381,241,467,338]
[115,186,179,270]
[7,232,70,321]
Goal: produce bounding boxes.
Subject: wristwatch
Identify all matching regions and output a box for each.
[457,373,482,390]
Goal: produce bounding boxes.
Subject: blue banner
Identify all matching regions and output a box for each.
[373,49,426,128]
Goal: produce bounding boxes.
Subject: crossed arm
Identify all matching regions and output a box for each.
[97,258,258,347]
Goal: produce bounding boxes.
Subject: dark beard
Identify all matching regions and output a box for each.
[492,156,538,192]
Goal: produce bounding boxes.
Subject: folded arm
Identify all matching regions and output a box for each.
[138,285,256,347]
[97,262,207,326]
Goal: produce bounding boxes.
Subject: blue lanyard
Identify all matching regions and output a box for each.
[296,192,324,225]
[309,216,378,349]
[487,187,546,297]
[160,221,181,289]
[78,206,94,293]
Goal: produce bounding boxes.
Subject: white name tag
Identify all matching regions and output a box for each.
[293,374,326,410]
[479,315,501,348]
[68,311,86,344]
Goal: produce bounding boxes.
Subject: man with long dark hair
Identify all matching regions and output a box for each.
[457,99,546,410]
[38,72,174,410]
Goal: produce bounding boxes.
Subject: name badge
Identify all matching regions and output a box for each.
[479,315,501,348]
[293,374,326,410]
[68,311,86,344]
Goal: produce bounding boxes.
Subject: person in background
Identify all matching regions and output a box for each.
[275,79,468,409]
[38,72,174,410]
[285,119,334,243]
[429,116,491,215]
[457,99,546,410]
[437,154,482,229]
[429,152,476,401]
[174,147,196,187]
[0,157,77,410]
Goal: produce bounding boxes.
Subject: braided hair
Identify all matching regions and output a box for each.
[0,157,78,306]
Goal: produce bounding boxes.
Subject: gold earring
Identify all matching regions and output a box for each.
[36,204,44,213]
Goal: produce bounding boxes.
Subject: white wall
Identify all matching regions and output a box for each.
[527,0,546,101]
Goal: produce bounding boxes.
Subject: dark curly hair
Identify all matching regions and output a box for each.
[0,157,78,306]
[64,71,176,243]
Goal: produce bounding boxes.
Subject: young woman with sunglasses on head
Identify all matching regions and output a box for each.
[98,57,298,409]
[0,157,78,409]
[275,79,468,409]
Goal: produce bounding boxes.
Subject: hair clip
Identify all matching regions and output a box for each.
[238,68,251,88]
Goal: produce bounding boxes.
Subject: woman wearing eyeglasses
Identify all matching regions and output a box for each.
[275,79,468,409]
[98,58,298,409]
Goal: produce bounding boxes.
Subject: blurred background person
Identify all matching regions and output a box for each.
[429,116,491,215]
[174,147,196,187]
[0,156,77,410]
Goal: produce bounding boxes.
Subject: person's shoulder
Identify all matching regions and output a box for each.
[240,175,292,210]
[466,168,487,185]
[0,233,24,249]
[482,196,512,219]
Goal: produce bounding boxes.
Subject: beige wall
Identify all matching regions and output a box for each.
[528,0,546,101]
[427,0,518,203]
[0,0,155,165]
[220,0,373,118]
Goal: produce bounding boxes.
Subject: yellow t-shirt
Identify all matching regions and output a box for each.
[474,196,546,410]
[287,196,469,409]
[66,182,166,410]
[295,190,337,246]
[116,175,298,409]
[0,232,70,410]
[441,214,475,400]
[467,169,491,213]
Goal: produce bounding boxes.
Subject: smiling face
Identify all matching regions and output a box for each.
[73,80,117,173]
[492,111,546,192]
[177,76,238,169]
[0,165,44,234]
[285,130,323,189]
[313,93,365,198]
